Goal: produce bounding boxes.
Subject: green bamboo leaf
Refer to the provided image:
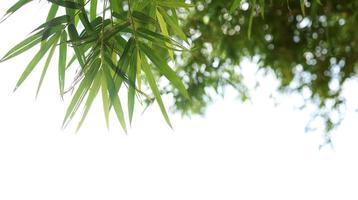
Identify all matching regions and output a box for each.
[59,31,67,97]
[65,6,76,24]
[140,51,172,128]
[128,48,137,124]
[79,10,93,32]
[109,0,121,13]
[104,47,146,98]
[136,49,142,91]
[67,24,85,67]
[36,36,59,98]
[136,27,187,50]
[132,11,157,25]
[65,54,76,70]
[90,0,98,21]
[102,21,131,41]
[104,55,129,86]
[14,34,60,91]
[103,64,127,132]
[46,4,59,22]
[1,0,31,23]
[101,69,110,129]
[40,6,61,45]
[158,7,187,41]
[140,42,189,99]
[76,70,102,132]
[32,15,70,42]
[156,1,193,8]
[0,33,42,62]
[109,38,134,92]
[156,8,174,60]
[111,12,128,21]
[48,0,83,9]
[41,25,65,42]
[62,58,101,128]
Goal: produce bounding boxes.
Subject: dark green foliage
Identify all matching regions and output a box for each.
[171,0,358,136]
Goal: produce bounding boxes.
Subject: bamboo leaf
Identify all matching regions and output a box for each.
[46,4,59,22]
[48,0,83,9]
[101,69,110,129]
[59,31,67,97]
[76,70,102,132]
[0,33,42,62]
[140,51,172,128]
[132,11,157,25]
[14,34,60,91]
[156,8,174,60]
[67,24,85,67]
[62,58,101,128]
[36,36,59,98]
[128,47,137,124]
[140,42,189,99]
[1,0,31,23]
[156,1,193,8]
[158,7,187,41]
[136,49,142,91]
[103,64,127,132]
[90,0,98,21]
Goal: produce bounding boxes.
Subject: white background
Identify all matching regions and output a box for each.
[1,2,358,200]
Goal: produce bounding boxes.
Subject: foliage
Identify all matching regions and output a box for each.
[171,0,358,137]
[1,0,192,132]
[1,0,358,137]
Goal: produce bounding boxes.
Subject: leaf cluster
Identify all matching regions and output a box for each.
[1,0,192,132]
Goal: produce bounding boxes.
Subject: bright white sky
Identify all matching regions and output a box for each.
[1,2,358,200]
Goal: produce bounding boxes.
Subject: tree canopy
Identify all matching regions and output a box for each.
[1,0,357,137]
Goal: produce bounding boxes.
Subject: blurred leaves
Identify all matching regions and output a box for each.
[171,0,358,136]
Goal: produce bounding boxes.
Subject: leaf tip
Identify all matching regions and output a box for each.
[13,86,18,92]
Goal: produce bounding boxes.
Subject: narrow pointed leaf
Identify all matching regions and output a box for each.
[1,0,31,23]
[1,33,42,62]
[62,58,101,128]
[101,69,110,129]
[46,4,59,22]
[128,48,137,124]
[140,52,172,128]
[156,8,174,60]
[158,7,187,41]
[36,37,59,97]
[136,49,142,91]
[140,43,189,99]
[48,0,83,9]
[90,0,98,21]
[103,65,127,132]
[76,70,102,132]
[59,31,67,97]
[14,34,60,91]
